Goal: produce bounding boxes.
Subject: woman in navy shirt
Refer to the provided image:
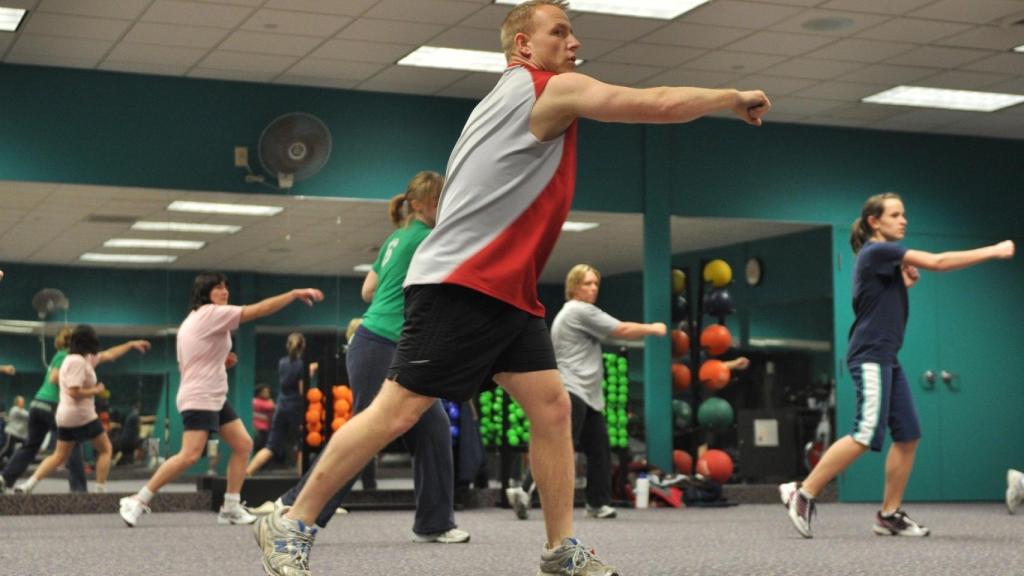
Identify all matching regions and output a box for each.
[781,192,1014,539]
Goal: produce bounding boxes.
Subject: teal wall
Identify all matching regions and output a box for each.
[2,64,1023,494]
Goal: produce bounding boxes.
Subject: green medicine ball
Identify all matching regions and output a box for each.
[697,397,734,430]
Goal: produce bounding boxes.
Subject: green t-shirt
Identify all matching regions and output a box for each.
[34,349,68,403]
[360,219,431,342]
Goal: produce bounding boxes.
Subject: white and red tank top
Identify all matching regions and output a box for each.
[404,64,577,317]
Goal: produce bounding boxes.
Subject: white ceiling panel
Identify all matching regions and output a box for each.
[308,39,415,65]
[357,65,468,95]
[908,0,1024,25]
[241,9,351,38]
[685,0,804,30]
[338,18,446,44]
[22,12,131,41]
[575,37,623,61]
[733,74,819,95]
[364,0,482,26]
[724,31,836,56]
[286,58,385,82]
[122,22,230,49]
[455,4,509,30]
[38,0,151,20]
[986,77,1024,95]
[677,50,788,75]
[960,52,1024,75]
[435,71,500,99]
[638,67,741,89]
[937,26,1024,51]
[804,38,916,63]
[219,31,324,57]
[142,1,254,29]
[761,57,865,80]
[9,34,113,60]
[855,18,972,43]
[883,45,993,69]
[570,13,667,42]
[644,22,752,49]
[198,51,297,74]
[819,0,935,16]
[599,43,704,68]
[105,42,207,67]
[839,63,936,84]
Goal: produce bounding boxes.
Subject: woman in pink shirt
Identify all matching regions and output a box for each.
[14,324,149,494]
[120,271,323,527]
[252,385,275,452]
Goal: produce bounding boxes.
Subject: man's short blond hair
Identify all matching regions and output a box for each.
[500,0,570,57]
[564,264,599,301]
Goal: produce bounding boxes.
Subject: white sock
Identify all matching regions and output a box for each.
[224,492,241,508]
[798,488,814,500]
[137,487,154,504]
[22,477,38,490]
[93,483,107,494]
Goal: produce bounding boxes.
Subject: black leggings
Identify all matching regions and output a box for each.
[1,401,87,491]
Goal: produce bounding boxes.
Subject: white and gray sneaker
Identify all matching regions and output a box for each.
[780,482,815,538]
[506,486,531,520]
[539,537,618,576]
[119,496,151,527]
[873,509,929,537]
[12,482,34,495]
[412,527,471,543]
[1006,469,1023,515]
[779,481,797,507]
[219,503,258,525]
[585,505,617,519]
[254,507,317,576]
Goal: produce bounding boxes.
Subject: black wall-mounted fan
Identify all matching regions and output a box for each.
[32,288,69,320]
[257,112,332,189]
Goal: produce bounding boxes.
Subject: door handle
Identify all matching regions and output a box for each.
[921,370,936,390]
[941,370,959,390]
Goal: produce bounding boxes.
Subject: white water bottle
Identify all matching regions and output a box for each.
[636,473,650,509]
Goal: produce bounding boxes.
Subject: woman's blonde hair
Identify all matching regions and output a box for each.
[500,0,570,57]
[564,264,600,301]
[54,326,74,350]
[388,171,444,228]
[851,192,902,254]
[286,332,305,359]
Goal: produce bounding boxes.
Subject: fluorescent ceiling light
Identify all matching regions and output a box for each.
[132,221,242,234]
[0,325,34,334]
[80,253,178,264]
[862,85,1024,112]
[494,0,709,19]
[1015,44,1024,53]
[399,46,583,73]
[167,200,283,216]
[562,221,600,232]
[104,238,205,250]
[0,7,27,32]
[353,264,374,273]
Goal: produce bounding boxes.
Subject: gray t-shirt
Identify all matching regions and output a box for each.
[6,405,29,440]
[551,300,621,412]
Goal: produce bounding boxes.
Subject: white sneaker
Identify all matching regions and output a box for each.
[1007,469,1024,515]
[412,527,470,543]
[246,500,278,516]
[119,496,151,527]
[506,486,530,520]
[219,503,258,525]
[779,481,797,507]
[12,482,33,495]
[585,504,618,519]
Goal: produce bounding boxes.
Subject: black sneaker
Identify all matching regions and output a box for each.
[780,482,815,538]
[873,509,930,537]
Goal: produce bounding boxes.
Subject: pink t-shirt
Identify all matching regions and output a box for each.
[56,353,101,428]
[176,304,243,412]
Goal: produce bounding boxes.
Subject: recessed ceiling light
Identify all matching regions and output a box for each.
[0,7,27,32]
[80,253,178,264]
[862,86,1024,112]
[103,238,206,250]
[562,221,600,232]
[353,264,374,273]
[167,200,283,216]
[132,221,242,234]
[494,0,710,20]
[801,17,855,32]
[399,46,582,73]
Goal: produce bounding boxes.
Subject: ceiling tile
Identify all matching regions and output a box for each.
[338,18,446,44]
[22,12,131,41]
[761,57,865,80]
[724,31,836,56]
[198,51,298,74]
[769,9,890,37]
[0,35,14,55]
[435,71,499,99]
[105,42,207,66]
[804,38,915,63]
[364,0,481,26]
[220,31,324,57]
[937,26,1024,51]
[356,64,468,94]
[678,50,788,75]
[123,22,230,49]
[241,9,350,37]
[819,0,934,16]
[570,13,667,42]
[456,4,509,30]
[428,26,501,51]
[9,34,112,60]
[598,43,703,68]
[740,0,819,5]
[838,63,936,84]
[309,39,415,65]
[823,103,907,121]
[856,18,972,43]
[264,0,378,17]
[644,22,752,49]
[683,0,804,30]
[883,45,993,68]
[142,1,254,28]
[913,69,1013,90]
[286,58,384,81]
[908,0,1024,25]
[637,67,741,89]
[795,80,889,101]
[274,74,361,91]
[733,74,819,95]
[767,95,846,115]
[960,52,1024,75]
[575,38,623,61]
[38,0,151,19]
[576,61,663,85]
[986,77,1024,95]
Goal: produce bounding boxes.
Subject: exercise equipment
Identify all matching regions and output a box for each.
[703,289,735,317]
[696,449,733,484]
[671,363,691,392]
[671,329,690,358]
[671,268,686,295]
[698,359,731,391]
[697,397,734,430]
[672,449,693,474]
[702,259,732,288]
[700,324,732,356]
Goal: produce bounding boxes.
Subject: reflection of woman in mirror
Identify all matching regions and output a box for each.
[271,171,470,542]
[781,193,1015,539]
[2,327,147,493]
[251,384,275,453]
[12,325,149,494]
[0,396,28,467]
[246,333,311,476]
[119,272,323,527]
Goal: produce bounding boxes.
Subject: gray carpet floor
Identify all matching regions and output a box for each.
[1,503,1022,575]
